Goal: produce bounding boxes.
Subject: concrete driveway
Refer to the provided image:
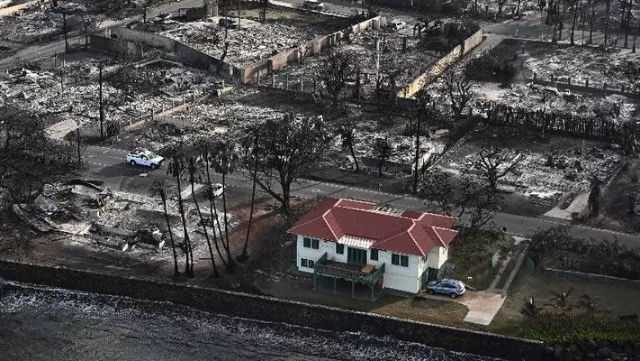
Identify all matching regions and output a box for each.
[420,291,506,326]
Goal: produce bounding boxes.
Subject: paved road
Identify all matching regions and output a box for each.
[84,145,640,248]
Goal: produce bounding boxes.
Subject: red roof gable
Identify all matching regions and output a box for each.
[287,197,458,257]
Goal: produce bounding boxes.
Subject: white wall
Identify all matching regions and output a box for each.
[427,246,449,270]
[295,235,435,294]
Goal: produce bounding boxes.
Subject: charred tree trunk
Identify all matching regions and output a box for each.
[221,171,235,272]
[191,171,220,278]
[604,0,611,45]
[160,190,180,277]
[204,157,229,268]
[99,62,104,142]
[238,155,259,262]
[175,173,194,277]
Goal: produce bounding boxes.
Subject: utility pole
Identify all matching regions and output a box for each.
[99,61,104,142]
[60,53,65,92]
[76,127,82,164]
[63,12,69,52]
[413,103,423,194]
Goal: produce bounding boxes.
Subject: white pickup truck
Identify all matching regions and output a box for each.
[125,149,164,169]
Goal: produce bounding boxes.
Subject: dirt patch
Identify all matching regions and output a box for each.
[490,267,640,337]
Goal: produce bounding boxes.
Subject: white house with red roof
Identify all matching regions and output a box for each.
[287,197,458,298]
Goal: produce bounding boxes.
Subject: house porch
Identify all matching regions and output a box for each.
[313,252,385,301]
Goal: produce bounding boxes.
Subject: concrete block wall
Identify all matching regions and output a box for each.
[0,260,545,361]
[94,27,240,83]
[238,16,385,84]
[398,29,484,99]
[90,34,144,60]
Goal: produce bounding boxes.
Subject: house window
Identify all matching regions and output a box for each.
[400,255,409,267]
[370,249,378,261]
[391,254,409,267]
[336,244,344,254]
[309,260,315,268]
[312,238,319,249]
[303,237,311,248]
[301,258,308,267]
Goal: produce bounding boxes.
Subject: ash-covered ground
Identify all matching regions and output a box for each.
[0,280,507,361]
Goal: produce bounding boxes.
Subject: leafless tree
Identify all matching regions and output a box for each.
[474,146,522,193]
[497,0,509,15]
[317,49,359,108]
[419,170,498,229]
[246,113,331,214]
[588,175,602,217]
[337,118,360,173]
[0,106,83,208]
[237,126,261,263]
[443,70,474,123]
[372,137,393,177]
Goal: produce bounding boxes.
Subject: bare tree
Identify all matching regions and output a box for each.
[443,70,474,123]
[246,113,330,214]
[474,147,522,193]
[372,137,393,177]
[237,126,261,263]
[497,0,509,15]
[419,170,498,229]
[0,106,83,207]
[588,175,602,217]
[150,180,180,277]
[604,0,611,45]
[337,117,360,173]
[317,49,359,108]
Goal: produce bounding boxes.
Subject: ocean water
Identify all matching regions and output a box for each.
[0,280,506,361]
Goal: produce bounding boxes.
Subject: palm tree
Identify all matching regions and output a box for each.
[198,139,230,270]
[547,287,575,314]
[211,139,239,271]
[186,149,220,278]
[150,180,179,277]
[521,294,543,318]
[166,142,195,278]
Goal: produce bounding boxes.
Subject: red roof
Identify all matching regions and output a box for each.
[287,197,458,257]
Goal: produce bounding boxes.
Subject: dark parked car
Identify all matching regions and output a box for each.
[426,279,466,298]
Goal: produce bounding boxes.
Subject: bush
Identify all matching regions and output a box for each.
[527,313,640,343]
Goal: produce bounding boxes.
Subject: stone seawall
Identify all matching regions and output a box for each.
[0,260,544,361]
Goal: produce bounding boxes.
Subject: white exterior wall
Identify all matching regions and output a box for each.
[295,234,448,295]
[427,246,449,269]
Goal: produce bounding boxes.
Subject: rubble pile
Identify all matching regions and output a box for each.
[339,120,446,167]
[474,83,637,123]
[159,19,321,66]
[0,3,103,43]
[1,56,223,129]
[523,46,640,90]
[259,29,440,96]
[442,143,622,200]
